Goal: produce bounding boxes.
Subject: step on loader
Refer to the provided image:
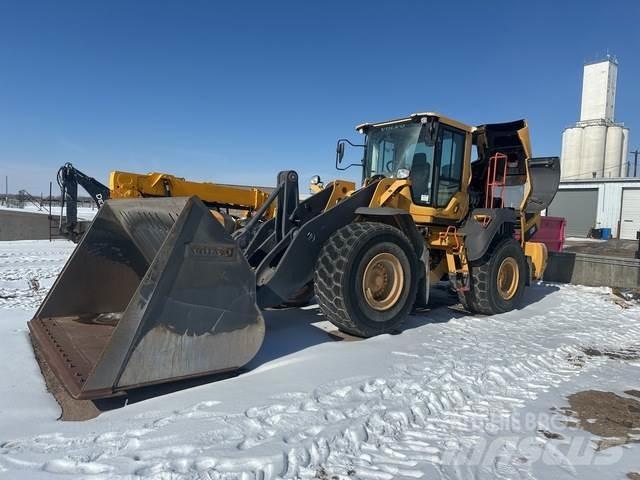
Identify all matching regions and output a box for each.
[29,113,560,400]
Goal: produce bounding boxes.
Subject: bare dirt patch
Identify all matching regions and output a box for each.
[611,288,640,309]
[563,239,638,259]
[613,287,640,302]
[562,390,640,450]
[581,345,640,361]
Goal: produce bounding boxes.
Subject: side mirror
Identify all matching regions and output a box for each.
[336,141,345,164]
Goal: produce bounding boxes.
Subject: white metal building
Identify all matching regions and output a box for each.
[547,178,640,239]
[560,57,630,180]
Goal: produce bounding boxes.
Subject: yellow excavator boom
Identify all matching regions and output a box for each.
[109,170,275,218]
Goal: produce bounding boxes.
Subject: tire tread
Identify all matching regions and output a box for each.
[314,222,413,337]
[458,237,525,315]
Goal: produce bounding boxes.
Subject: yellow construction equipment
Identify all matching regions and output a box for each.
[57,164,274,241]
[109,170,272,214]
[32,113,560,400]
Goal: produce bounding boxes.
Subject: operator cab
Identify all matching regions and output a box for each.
[332,112,553,219]
[356,113,472,210]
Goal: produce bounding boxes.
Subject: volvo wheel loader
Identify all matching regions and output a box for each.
[29,112,560,400]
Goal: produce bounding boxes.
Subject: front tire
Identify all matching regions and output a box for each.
[459,237,526,314]
[314,222,418,337]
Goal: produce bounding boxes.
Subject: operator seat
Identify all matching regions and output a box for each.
[410,153,431,204]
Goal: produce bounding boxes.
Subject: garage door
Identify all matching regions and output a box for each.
[620,188,640,240]
[547,189,598,237]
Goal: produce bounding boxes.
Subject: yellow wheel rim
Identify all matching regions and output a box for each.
[497,257,519,301]
[362,252,404,311]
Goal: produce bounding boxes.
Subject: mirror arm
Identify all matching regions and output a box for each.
[335,138,366,171]
[336,161,365,171]
[341,139,366,148]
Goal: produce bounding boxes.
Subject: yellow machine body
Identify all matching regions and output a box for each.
[330,112,558,285]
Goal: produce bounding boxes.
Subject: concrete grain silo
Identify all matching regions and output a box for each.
[580,124,607,178]
[560,57,631,180]
[604,126,624,177]
[561,127,582,178]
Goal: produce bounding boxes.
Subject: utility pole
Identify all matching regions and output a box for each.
[631,150,639,178]
[4,175,7,206]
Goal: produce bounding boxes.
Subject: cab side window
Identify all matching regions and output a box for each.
[436,128,465,207]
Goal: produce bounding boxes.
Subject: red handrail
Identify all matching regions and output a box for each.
[485,152,508,208]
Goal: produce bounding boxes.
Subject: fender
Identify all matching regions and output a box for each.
[354,207,425,258]
[460,208,518,262]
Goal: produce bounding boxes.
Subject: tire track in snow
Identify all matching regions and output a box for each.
[0,285,638,479]
[0,245,73,309]
[0,249,72,265]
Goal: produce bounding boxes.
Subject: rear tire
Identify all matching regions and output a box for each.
[458,237,526,315]
[314,222,418,337]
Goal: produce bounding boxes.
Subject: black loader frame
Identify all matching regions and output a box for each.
[234,171,425,308]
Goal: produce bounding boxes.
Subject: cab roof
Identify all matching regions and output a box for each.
[355,112,474,134]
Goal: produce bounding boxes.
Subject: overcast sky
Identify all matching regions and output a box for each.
[1,0,639,195]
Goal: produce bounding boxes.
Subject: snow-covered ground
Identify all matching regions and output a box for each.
[0,204,98,221]
[0,240,639,479]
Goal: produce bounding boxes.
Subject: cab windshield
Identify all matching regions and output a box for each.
[365,122,434,177]
[365,122,435,204]
[364,120,466,207]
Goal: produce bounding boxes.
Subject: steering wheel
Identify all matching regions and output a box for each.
[364,174,386,186]
[385,160,395,172]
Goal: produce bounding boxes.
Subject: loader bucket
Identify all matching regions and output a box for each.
[28,196,264,400]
